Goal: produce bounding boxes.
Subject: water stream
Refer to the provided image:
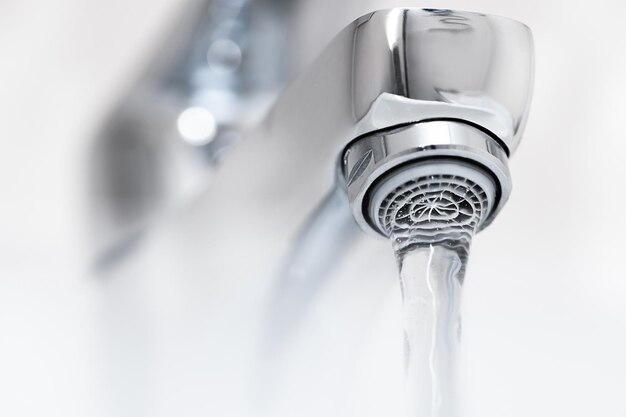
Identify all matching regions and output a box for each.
[376,174,490,417]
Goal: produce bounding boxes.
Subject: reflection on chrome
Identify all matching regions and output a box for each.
[177,107,217,145]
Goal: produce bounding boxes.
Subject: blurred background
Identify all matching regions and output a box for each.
[1,0,626,416]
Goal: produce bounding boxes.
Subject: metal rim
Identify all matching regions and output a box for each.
[341,120,511,237]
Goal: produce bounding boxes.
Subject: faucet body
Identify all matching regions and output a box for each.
[269,9,533,152]
[263,8,533,234]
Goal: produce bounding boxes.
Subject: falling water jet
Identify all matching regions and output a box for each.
[369,163,494,417]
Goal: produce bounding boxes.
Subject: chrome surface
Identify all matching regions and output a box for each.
[263,8,532,237]
[266,8,533,160]
[342,121,510,235]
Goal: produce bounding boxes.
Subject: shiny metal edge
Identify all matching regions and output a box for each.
[342,121,511,236]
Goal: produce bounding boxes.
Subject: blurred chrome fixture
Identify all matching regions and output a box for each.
[90,0,294,264]
[265,8,533,236]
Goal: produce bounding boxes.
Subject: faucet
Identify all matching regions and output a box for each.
[249,4,533,332]
[266,7,533,232]
[91,6,533,417]
[91,5,532,260]
[257,9,534,410]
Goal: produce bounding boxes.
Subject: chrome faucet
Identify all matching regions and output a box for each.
[90,6,534,417]
[257,4,534,332]
[265,8,533,235]
[258,7,534,377]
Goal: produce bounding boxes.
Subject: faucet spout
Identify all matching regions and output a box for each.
[263,8,533,234]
